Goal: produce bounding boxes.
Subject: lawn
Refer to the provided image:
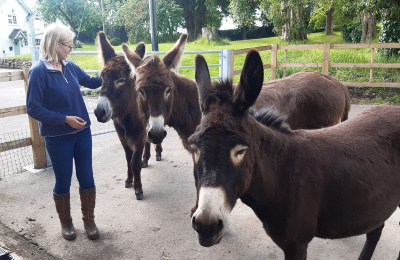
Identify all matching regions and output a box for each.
[7,31,400,85]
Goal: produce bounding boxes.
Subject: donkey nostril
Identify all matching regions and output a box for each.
[163,131,167,138]
[94,109,105,119]
[192,216,198,230]
[216,219,224,233]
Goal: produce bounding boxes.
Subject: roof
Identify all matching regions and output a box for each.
[9,29,28,39]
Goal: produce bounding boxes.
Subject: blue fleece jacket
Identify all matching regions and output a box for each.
[26,58,101,137]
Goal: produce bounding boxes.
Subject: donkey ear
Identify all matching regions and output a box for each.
[195,54,212,114]
[163,33,188,70]
[233,49,264,113]
[135,42,146,58]
[122,43,142,78]
[97,31,116,66]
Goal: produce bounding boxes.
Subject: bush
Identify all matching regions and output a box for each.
[75,40,83,48]
[192,36,231,46]
[379,12,400,57]
[109,38,123,46]
[217,26,274,41]
[342,17,362,43]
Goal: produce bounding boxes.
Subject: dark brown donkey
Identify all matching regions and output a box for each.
[189,50,400,260]
[94,32,162,200]
[123,33,350,151]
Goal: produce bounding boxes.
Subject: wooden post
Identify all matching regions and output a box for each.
[23,68,47,169]
[270,44,278,80]
[283,49,287,78]
[370,48,374,83]
[322,43,331,75]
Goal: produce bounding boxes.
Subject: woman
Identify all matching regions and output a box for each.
[26,23,101,240]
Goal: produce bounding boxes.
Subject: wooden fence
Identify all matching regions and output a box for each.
[231,42,400,88]
[1,42,399,172]
[0,69,47,169]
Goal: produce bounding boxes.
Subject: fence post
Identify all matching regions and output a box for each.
[322,43,331,75]
[220,49,234,81]
[270,44,277,80]
[23,69,47,169]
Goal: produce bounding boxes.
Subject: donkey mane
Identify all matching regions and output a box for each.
[249,107,292,134]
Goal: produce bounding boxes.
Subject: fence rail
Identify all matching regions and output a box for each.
[231,42,400,88]
[1,43,399,176]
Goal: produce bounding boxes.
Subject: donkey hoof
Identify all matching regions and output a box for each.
[135,190,143,200]
[156,154,162,161]
[125,180,133,188]
[142,160,148,168]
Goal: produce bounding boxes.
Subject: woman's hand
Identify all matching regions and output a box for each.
[65,116,87,129]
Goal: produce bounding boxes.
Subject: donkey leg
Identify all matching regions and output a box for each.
[283,243,307,260]
[122,145,134,188]
[131,143,145,200]
[358,223,385,260]
[397,205,400,260]
[142,141,150,168]
[155,143,163,161]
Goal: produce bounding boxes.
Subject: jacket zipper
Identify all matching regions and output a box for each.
[62,67,68,83]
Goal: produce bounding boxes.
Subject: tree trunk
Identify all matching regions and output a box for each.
[202,27,218,41]
[281,1,307,41]
[361,12,377,42]
[179,0,206,41]
[281,1,291,41]
[325,3,334,35]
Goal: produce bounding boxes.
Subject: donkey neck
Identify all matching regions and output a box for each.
[167,74,201,151]
[241,119,295,217]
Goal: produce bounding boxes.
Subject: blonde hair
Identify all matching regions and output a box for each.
[40,23,75,63]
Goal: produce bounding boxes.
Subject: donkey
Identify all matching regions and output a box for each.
[122,33,350,212]
[94,32,162,200]
[124,33,350,151]
[189,50,400,260]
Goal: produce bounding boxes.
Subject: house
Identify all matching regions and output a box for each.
[0,0,45,58]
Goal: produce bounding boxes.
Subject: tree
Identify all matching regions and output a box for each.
[259,0,309,41]
[37,0,103,41]
[175,0,229,41]
[115,0,184,44]
[229,0,261,40]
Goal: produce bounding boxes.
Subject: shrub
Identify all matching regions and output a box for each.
[342,17,362,43]
[109,38,123,46]
[75,40,83,48]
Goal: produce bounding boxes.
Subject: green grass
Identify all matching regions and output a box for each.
[7,31,400,84]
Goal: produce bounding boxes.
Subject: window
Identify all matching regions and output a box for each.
[8,14,17,25]
[35,39,41,46]
[22,31,28,46]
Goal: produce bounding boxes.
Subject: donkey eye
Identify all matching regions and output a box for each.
[235,149,246,157]
[139,88,146,98]
[165,87,171,97]
[230,144,248,166]
[115,78,126,88]
[190,144,200,163]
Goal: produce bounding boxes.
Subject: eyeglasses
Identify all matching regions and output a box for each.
[60,43,75,51]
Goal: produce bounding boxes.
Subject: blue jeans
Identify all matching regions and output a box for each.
[45,127,95,194]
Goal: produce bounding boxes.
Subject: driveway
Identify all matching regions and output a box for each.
[0,70,398,259]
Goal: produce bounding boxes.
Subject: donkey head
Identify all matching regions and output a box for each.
[188,50,264,247]
[94,31,145,122]
[123,33,188,144]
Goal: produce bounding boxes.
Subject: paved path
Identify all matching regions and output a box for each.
[1,71,399,259]
[0,103,399,260]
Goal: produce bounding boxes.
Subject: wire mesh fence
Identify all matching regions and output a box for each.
[0,92,115,179]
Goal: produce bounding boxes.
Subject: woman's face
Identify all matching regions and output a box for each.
[57,40,73,61]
